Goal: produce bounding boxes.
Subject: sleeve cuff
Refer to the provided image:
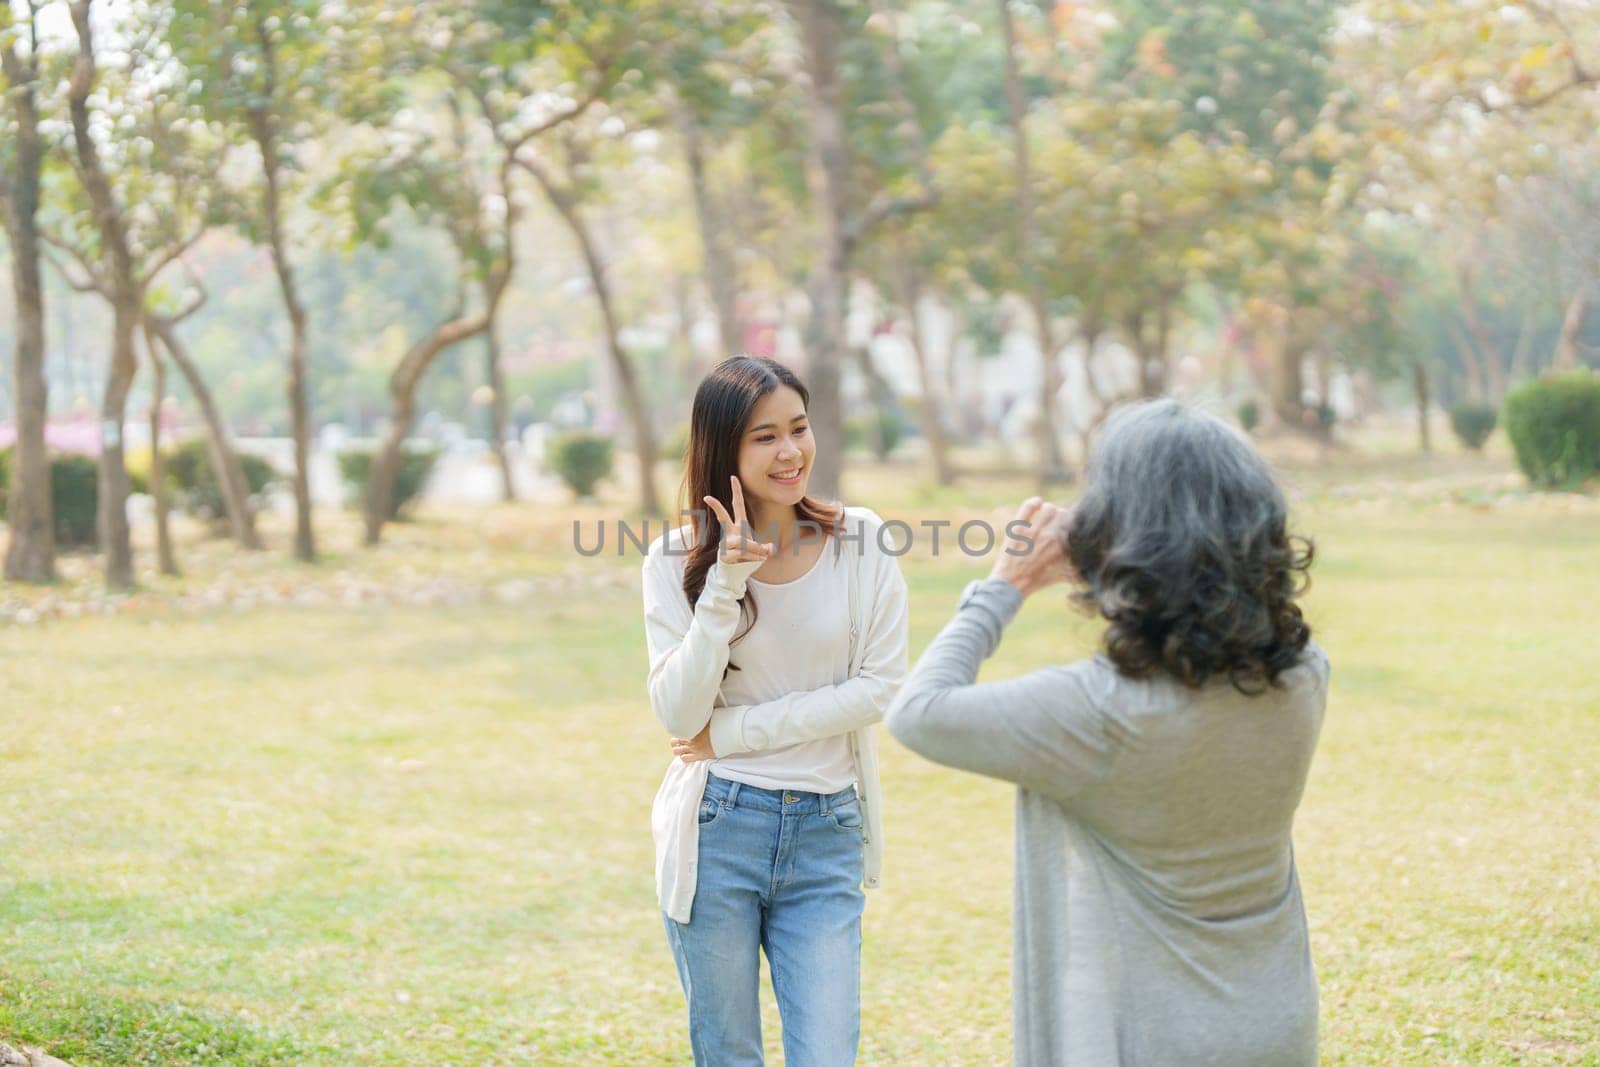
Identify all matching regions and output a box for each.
[709,705,749,757]
[959,577,1024,628]
[706,557,764,599]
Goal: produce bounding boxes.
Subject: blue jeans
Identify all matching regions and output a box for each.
[664,773,865,1067]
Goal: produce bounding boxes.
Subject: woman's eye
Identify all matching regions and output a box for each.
[758,436,775,443]
[795,426,808,436]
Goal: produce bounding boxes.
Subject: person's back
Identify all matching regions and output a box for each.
[1008,647,1328,1065]
[887,399,1328,1066]
[1074,647,1327,917]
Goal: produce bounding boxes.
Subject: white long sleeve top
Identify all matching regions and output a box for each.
[642,505,910,923]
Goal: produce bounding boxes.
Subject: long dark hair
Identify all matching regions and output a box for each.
[1065,399,1313,694]
[679,356,841,651]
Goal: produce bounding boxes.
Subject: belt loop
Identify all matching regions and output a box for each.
[725,780,741,810]
[821,787,832,817]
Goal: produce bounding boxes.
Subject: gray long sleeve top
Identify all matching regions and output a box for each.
[886,577,1329,1067]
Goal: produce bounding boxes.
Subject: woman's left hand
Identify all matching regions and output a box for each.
[671,723,716,763]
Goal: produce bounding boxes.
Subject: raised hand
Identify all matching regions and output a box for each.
[703,475,774,566]
[989,496,1076,598]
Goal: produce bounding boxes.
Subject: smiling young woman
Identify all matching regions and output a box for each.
[641,356,910,1065]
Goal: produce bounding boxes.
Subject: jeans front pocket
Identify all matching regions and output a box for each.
[828,797,863,834]
[697,796,724,828]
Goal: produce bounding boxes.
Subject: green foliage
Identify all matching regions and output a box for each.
[546,431,613,498]
[662,422,692,465]
[337,447,441,519]
[165,439,279,524]
[845,408,905,460]
[1449,403,1498,452]
[1502,372,1600,489]
[519,358,591,423]
[1098,1,1338,153]
[49,454,100,549]
[1237,398,1261,433]
[0,450,145,547]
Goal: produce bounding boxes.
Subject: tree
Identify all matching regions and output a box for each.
[0,0,54,582]
[166,0,380,563]
[522,127,663,518]
[63,0,145,590]
[145,277,264,552]
[49,1,260,581]
[651,2,776,362]
[997,0,1069,483]
[782,0,935,501]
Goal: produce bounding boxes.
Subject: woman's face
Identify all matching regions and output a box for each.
[736,386,815,520]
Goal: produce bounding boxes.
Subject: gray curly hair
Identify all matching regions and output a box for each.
[1064,399,1313,693]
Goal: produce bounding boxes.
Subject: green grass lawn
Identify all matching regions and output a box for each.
[2,455,1599,1064]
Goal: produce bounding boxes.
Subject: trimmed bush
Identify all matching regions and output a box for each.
[51,453,100,547]
[1449,403,1498,452]
[0,448,99,547]
[845,409,905,460]
[338,446,441,520]
[1502,371,1600,489]
[547,431,613,498]
[165,438,277,523]
[1237,398,1261,433]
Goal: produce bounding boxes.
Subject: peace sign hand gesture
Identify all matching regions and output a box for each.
[703,476,774,566]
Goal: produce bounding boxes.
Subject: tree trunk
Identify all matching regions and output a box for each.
[1552,289,1590,371]
[1272,307,1305,427]
[1000,18,1069,481]
[1138,303,1174,398]
[1,17,55,582]
[1457,267,1505,402]
[365,310,489,543]
[1413,358,1432,453]
[677,104,743,361]
[1029,294,1069,484]
[147,315,262,550]
[1446,320,1487,403]
[1509,305,1537,383]
[528,162,661,517]
[249,17,315,563]
[145,332,178,577]
[97,303,140,589]
[788,0,851,503]
[999,0,1070,486]
[898,266,955,485]
[486,319,515,501]
[68,0,138,591]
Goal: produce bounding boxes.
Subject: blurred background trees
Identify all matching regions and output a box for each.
[3,0,1599,588]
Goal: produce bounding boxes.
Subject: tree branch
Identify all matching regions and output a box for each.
[39,229,110,296]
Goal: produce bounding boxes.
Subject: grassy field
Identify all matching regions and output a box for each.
[2,447,1598,1064]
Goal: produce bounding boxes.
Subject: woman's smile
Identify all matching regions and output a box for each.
[769,466,805,486]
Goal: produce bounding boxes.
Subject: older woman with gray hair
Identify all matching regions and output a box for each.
[886,399,1328,1066]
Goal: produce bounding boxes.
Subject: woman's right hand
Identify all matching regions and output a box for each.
[703,475,774,565]
[989,496,1075,598]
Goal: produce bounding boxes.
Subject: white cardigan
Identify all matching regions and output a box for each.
[641,505,910,924]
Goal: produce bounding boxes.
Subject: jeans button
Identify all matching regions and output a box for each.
[783,793,797,804]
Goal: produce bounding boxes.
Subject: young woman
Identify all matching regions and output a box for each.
[641,355,909,1066]
[887,399,1328,1066]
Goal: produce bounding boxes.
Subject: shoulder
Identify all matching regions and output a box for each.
[642,522,696,579]
[838,504,889,543]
